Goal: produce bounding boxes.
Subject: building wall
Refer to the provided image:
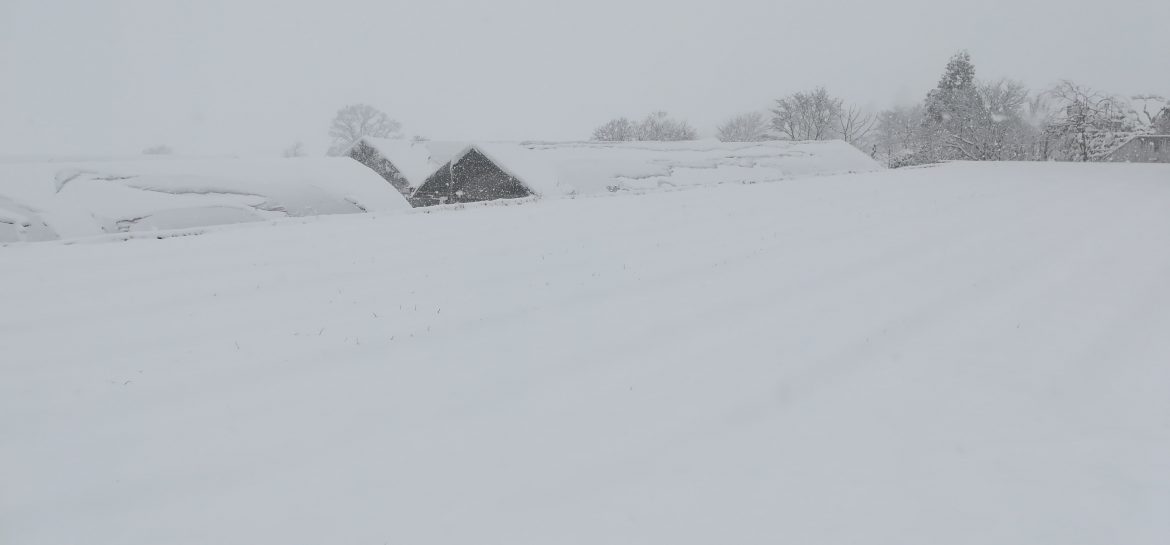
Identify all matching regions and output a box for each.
[1108,137,1170,163]
[411,164,452,207]
[347,141,414,197]
[451,150,531,203]
[411,149,532,207]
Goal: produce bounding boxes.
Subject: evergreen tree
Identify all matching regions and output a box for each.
[922,51,989,160]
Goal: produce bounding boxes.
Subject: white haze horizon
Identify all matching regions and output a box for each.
[1,0,1166,158]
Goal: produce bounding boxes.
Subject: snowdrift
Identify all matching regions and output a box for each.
[0,157,410,242]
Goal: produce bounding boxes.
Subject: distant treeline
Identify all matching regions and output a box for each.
[590,51,1170,167]
[296,52,1167,168]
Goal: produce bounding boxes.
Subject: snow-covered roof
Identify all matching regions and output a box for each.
[445,139,883,198]
[355,138,882,198]
[0,157,411,242]
[353,137,468,188]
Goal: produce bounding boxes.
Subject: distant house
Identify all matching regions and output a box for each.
[1107,135,1170,163]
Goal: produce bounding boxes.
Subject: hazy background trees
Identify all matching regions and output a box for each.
[579,55,1160,162]
[974,79,1037,161]
[142,145,173,155]
[591,112,697,142]
[771,87,842,141]
[874,105,926,167]
[637,111,698,141]
[327,104,401,156]
[318,56,1162,166]
[767,87,874,148]
[716,112,770,142]
[592,118,637,141]
[836,106,875,147]
[282,141,306,158]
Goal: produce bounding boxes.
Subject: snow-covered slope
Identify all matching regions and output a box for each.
[0,157,410,242]
[2,162,1168,545]
[356,137,883,196]
[354,138,470,188]
[476,139,883,196]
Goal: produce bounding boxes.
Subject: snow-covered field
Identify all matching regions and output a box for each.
[0,157,409,242]
[2,162,1169,545]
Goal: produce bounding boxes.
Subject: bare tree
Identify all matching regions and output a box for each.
[592,112,697,141]
[874,104,927,167]
[592,117,638,141]
[965,79,1038,161]
[1044,81,1132,162]
[979,79,1029,119]
[716,112,770,142]
[1022,93,1058,160]
[635,111,697,141]
[771,87,843,140]
[327,104,402,156]
[282,141,306,158]
[835,106,875,145]
[1128,94,1169,133]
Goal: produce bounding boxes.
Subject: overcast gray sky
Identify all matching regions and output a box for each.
[1,0,1166,157]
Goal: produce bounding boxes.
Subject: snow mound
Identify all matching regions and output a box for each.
[0,157,410,241]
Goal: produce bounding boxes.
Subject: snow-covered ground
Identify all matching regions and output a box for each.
[2,162,1168,545]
